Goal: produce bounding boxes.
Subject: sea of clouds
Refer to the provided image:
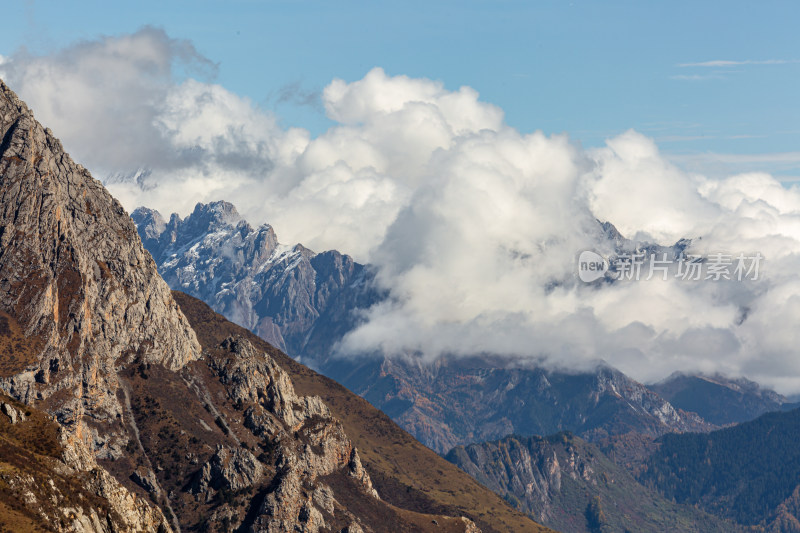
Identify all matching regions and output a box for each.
[3,28,800,392]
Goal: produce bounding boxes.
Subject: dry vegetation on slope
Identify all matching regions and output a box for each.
[173,291,550,533]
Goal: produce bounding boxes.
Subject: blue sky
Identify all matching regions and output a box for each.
[2,0,798,180]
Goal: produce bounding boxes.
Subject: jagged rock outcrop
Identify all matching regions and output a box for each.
[209,336,379,532]
[174,292,542,532]
[191,445,264,494]
[0,392,172,532]
[133,202,381,358]
[0,400,25,423]
[212,336,333,428]
[0,463,172,533]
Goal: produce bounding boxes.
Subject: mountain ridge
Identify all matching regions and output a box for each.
[132,201,381,359]
[649,371,793,426]
[641,407,800,530]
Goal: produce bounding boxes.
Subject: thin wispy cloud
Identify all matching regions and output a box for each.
[655,134,765,143]
[772,175,800,184]
[679,59,800,67]
[656,135,714,143]
[670,73,727,81]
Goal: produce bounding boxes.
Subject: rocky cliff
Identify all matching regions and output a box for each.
[173,292,549,533]
[446,432,740,533]
[0,77,201,531]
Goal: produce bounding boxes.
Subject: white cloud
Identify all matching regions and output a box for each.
[588,130,722,243]
[6,30,800,393]
[670,74,727,81]
[678,59,800,67]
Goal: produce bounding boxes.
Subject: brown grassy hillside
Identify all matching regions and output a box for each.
[173,291,550,533]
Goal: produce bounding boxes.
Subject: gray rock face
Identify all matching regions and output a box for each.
[446,433,737,533]
[192,445,264,493]
[212,336,332,428]
[449,435,591,524]
[133,202,381,359]
[0,401,25,424]
[131,466,161,495]
[205,336,379,533]
[0,77,206,531]
[0,461,172,533]
[0,77,200,415]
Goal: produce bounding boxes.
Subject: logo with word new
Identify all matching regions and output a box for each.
[578,251,608,282]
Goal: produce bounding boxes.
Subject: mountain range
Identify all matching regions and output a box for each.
[640,406,800,530]
[650,372,798,426]
[130,199,800,531]
[447,404,800,532]
[133,200,795,452]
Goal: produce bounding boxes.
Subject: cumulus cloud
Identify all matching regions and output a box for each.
[5,29,800,392]
[588,130,723,243]
[0,27,217,171]
[340,124,800,392]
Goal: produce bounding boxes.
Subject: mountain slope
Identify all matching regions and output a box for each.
[446,432,742,533]
[0,78,525,532]
[0,78,200,455]
[323,356,712,453]
[0,77,200,531]
[641,407,800,530]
